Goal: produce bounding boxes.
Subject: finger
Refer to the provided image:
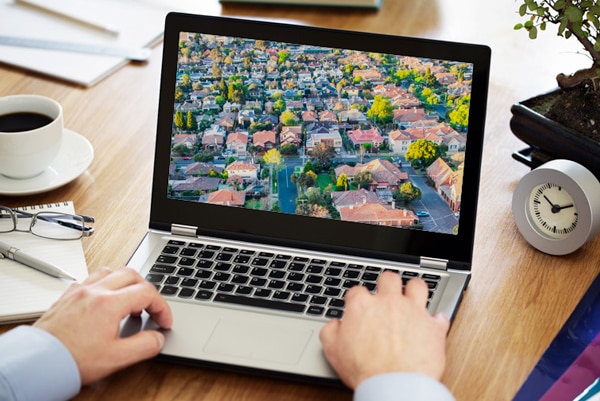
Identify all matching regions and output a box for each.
[81,266,113,285]
[403,278,429,307]
[375,270,403,296]
[117,282,173,329]
[94,267,146,291]
[112,330,166,369]
[433,312,451,335]
[319,318,340,350]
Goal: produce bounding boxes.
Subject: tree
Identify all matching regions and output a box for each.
[514,0,600,89]
[263,149,283,198]
[336,173,349,190]
[280,143,298,155]
[394,182,422,205]
[367,96,394,125]
[186,110,197,131]
[310,143,336,171]
[280,110,298,126]
[406,139,441,168]
[354,170,373,189]
[174,111,184,130]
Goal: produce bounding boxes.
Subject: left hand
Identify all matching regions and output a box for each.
[34,267,173,385]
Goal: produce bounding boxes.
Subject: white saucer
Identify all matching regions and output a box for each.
[0,129,94,196]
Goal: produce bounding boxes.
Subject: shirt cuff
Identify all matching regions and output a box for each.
[354,372,455,401]
[0,325,81,401]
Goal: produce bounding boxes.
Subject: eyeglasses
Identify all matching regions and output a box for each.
[0,206,94,240]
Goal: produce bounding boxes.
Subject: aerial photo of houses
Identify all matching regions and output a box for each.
[168,32,473,235]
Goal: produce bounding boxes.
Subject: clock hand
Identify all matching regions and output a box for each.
[543,195,556,207]
[557,203,574,210]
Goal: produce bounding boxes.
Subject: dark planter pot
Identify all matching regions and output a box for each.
[509,88,600,179]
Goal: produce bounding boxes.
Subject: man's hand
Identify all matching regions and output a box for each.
[319,271,450,389]
[34,267,173,385]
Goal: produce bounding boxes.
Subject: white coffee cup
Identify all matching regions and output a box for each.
[0,94,64,179]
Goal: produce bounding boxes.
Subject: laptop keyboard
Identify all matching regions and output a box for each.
[145,239,442,319]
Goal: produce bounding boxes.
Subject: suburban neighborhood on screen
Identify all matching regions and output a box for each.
[168,32,473,235]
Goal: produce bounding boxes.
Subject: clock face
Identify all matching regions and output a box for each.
[528,182,578,239]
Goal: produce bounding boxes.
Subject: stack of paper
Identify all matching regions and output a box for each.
[0,0,169,86]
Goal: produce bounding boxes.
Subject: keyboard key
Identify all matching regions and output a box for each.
[177,267,194,276]
[194,270,211,279]
[178,257,196,267]
[214,294,306,313]
[235,286,253,295]
[145,274,164,283]
[167,240,185,246]
[160,286,178,296]
[181,278,198,287]
[195,290,213,301]
[215,262,232,271]
[422,274,441,281]
[307,305,325,315]
[165,276,180,285]
[287,282,304,292]
[234,255,251,264]
[306,275,322,284]
[254,288,272,298]
[156,255,177,264]
[251,257,269,267]
[291,293,309,303]
[251,267,268,277]
[150,265,176,274]
[268,280,286,289]
[180,248,197,257]
[200,281,217,290]
[162,245,180,254]
[326,308,343,318]
[232,274,249,284]
[178,288,195,298]
[196,260,214,269]
[324,277,341,287]
[310,296,327,305]
[273,291,290,300]
[324,287,341,297]
[233,265,250,274]
[218,283,235,292]
[324,267,342,277]
[250,277,267,287]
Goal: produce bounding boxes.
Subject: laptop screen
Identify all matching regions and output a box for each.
[152,13,490,268]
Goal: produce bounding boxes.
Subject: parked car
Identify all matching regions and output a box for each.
[415,210,430,217]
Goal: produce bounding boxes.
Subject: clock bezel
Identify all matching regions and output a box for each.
[512,159,600,255]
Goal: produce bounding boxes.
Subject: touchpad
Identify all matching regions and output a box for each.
[203,317,313,365]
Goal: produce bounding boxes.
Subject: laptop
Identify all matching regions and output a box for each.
[121,12,491,383]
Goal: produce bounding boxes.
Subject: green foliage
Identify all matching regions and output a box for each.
[514,0,600,75]
[405,139,441,168]
[394,181,422,205]
[367,96,394,124]
[280,109,298,126]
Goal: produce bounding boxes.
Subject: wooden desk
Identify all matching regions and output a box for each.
[1,1,599,400]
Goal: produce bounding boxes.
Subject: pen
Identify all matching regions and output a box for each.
[14,0,120,36]
[0,240,77,281]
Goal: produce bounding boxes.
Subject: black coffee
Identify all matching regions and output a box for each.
[0,112,54,132]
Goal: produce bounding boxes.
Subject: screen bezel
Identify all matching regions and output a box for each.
[150,12,491,269]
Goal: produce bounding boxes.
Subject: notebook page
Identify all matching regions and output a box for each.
[0,0,169,86]
[0,201,88,323]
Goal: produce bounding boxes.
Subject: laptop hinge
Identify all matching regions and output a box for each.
[420,256,448,271]
[171,224,198,238]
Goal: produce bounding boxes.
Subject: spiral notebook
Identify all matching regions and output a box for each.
[0,201,88,324]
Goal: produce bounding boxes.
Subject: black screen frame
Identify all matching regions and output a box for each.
[150,12,491,270]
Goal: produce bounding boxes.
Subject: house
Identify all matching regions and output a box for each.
[306,129,342,153]
[393,108,433,128]
[225,160,259,182]
[331,189,387,211]
[347,128,384,149]
[226,131,248,155]
[338,203,417,227]
[184,162,223,177]
[171,176,222,195]
[237,109,256,127]
[252,130,277,151]
[426,158,463,212]
[388,130,412,154]
[335,159,408,194]
[172,134,198,150]
[339,108,368,124]
[280,126,302,147]
[206,189,246,207]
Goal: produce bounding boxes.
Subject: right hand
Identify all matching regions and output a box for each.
[319,271,450,389]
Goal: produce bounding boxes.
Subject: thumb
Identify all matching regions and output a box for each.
[116,330,166,366]
[433,313,451,335]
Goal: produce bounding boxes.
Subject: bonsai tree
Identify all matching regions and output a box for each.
[514,0,600,89]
